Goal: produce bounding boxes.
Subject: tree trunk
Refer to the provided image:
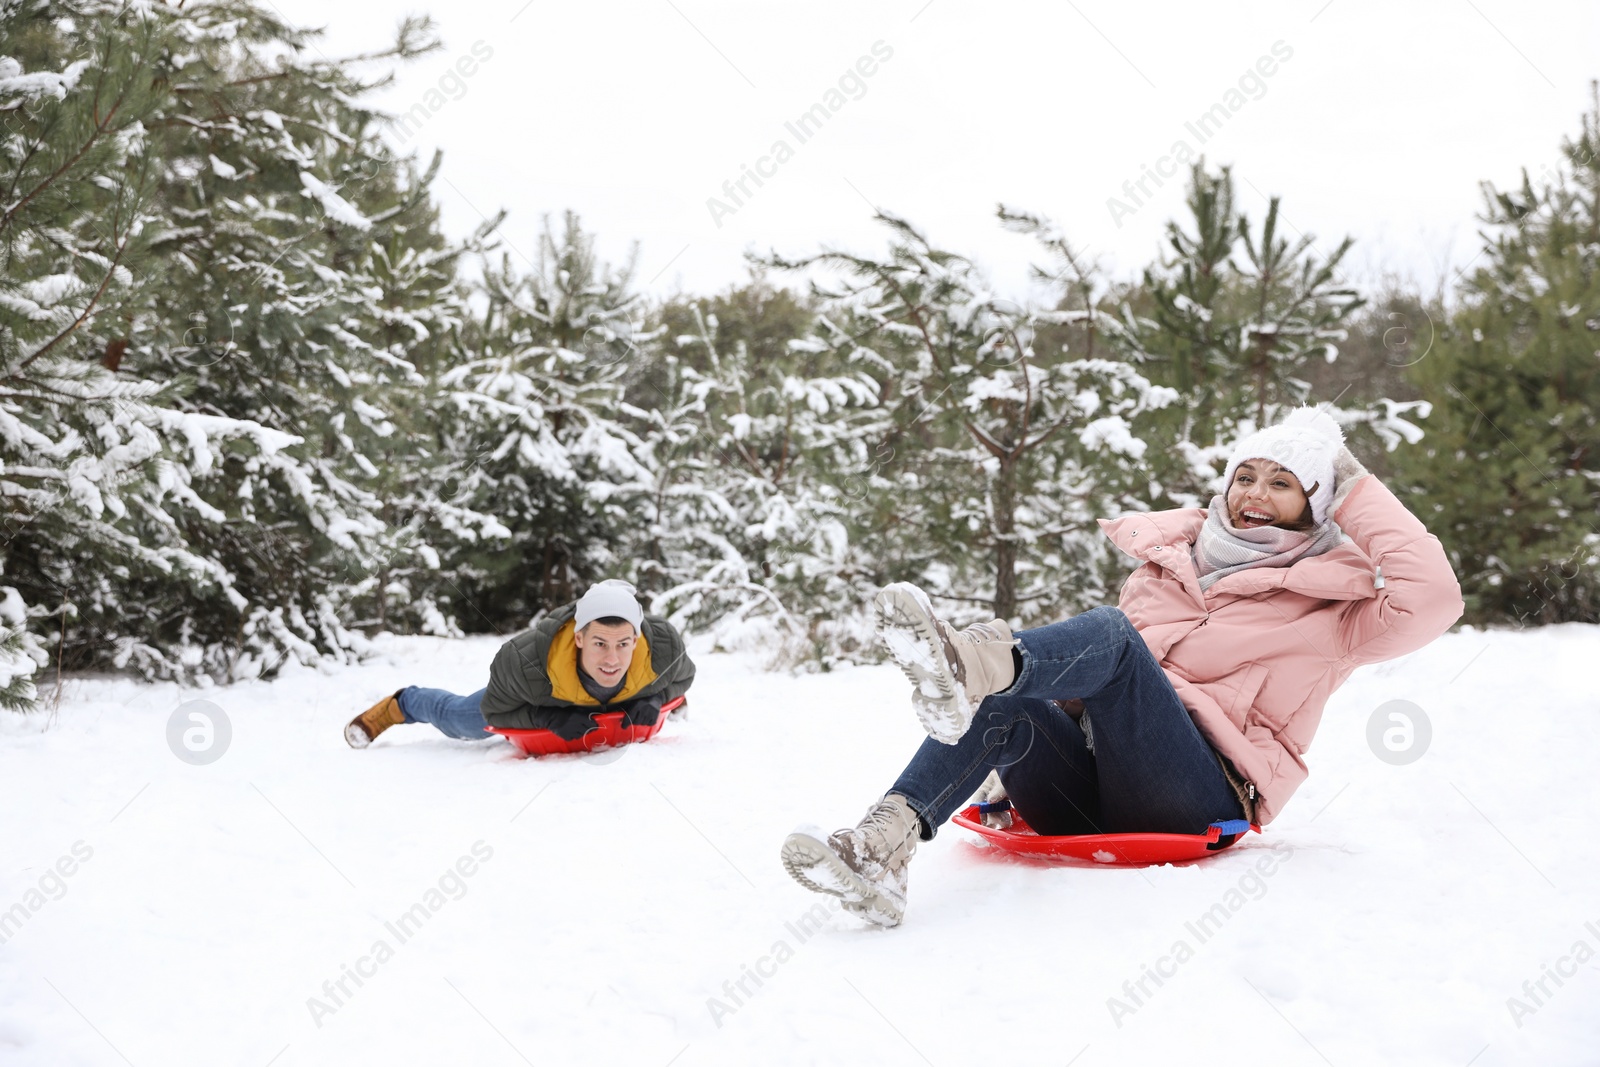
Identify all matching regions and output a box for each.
[376,499,390,632]
[993,455,1018,620]
[1255,334,1269,426]
[540,541,556,610]
[101,338,127,371]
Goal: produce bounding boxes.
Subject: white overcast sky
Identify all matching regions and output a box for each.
[269,0,1599,303]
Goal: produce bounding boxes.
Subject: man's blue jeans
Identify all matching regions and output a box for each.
[398,687,491,740]
[889,606,1244,839]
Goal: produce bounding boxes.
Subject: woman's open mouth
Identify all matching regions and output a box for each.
[1238,508,1275,528]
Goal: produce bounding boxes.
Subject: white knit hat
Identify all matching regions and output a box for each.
[575,579,644,632]
[1222,408,1345,526]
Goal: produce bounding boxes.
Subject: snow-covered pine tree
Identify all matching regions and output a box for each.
[1125,162,1425,511]
[331,151,511,641]
[768,210,1177,625]
[645,286,882,664]
[615,318,720,603]
[2,1,509,696]
[438,213,654,630]
[1397,87,1600,625]
[0,3,298,704]
[88,3,505,680]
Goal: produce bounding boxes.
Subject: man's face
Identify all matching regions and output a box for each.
[577,621,637,686]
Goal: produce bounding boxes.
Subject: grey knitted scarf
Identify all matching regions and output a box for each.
[1192,494,1345,591]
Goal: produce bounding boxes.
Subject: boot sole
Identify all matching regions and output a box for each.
[343,721,373,749]
[780,832,904,928]
[873,583,973,745]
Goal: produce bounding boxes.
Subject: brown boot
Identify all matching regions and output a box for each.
[345,692,404,748]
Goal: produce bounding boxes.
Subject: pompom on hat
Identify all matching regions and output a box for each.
[575,579,644,633]
[1221,407,1346,526]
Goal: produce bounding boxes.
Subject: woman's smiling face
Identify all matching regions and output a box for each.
[1227,459,1314,530]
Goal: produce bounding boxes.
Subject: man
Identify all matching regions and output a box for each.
[345,579,696,747]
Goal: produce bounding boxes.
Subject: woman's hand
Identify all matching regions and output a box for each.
[975,770,1013,829]
[1330,445,1370,516]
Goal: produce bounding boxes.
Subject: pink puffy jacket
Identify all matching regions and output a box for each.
[1097,476,1464,824]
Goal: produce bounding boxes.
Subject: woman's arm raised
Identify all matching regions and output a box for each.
[1332,450,1465,665]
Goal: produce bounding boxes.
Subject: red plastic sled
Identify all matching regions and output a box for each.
[485,696,686,756]
[952,803,1260,866]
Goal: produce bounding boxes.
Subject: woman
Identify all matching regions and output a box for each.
[781,408,1464,927]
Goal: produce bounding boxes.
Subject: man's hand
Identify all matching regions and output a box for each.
[619,697,663,728]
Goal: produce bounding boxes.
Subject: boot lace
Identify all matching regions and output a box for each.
[860,799,918,857]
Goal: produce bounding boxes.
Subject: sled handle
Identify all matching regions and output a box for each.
[972,805,1254,845]
[1204,818,1257,851]
[973,805,1251,837]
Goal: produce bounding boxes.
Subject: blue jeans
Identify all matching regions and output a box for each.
[399,687,491,740]
[888,606,1244,839]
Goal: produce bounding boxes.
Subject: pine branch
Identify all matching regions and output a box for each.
[0,95,125,233]
[8,231,131,378]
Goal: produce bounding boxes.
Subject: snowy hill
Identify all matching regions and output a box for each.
[2,624,1598,1066]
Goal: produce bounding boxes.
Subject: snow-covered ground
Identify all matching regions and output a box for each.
[3,623,1598,1067]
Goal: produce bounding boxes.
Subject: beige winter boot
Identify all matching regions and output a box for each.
[873,582,1016,744]
[781,794,924,928]
[344,692,404,748]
